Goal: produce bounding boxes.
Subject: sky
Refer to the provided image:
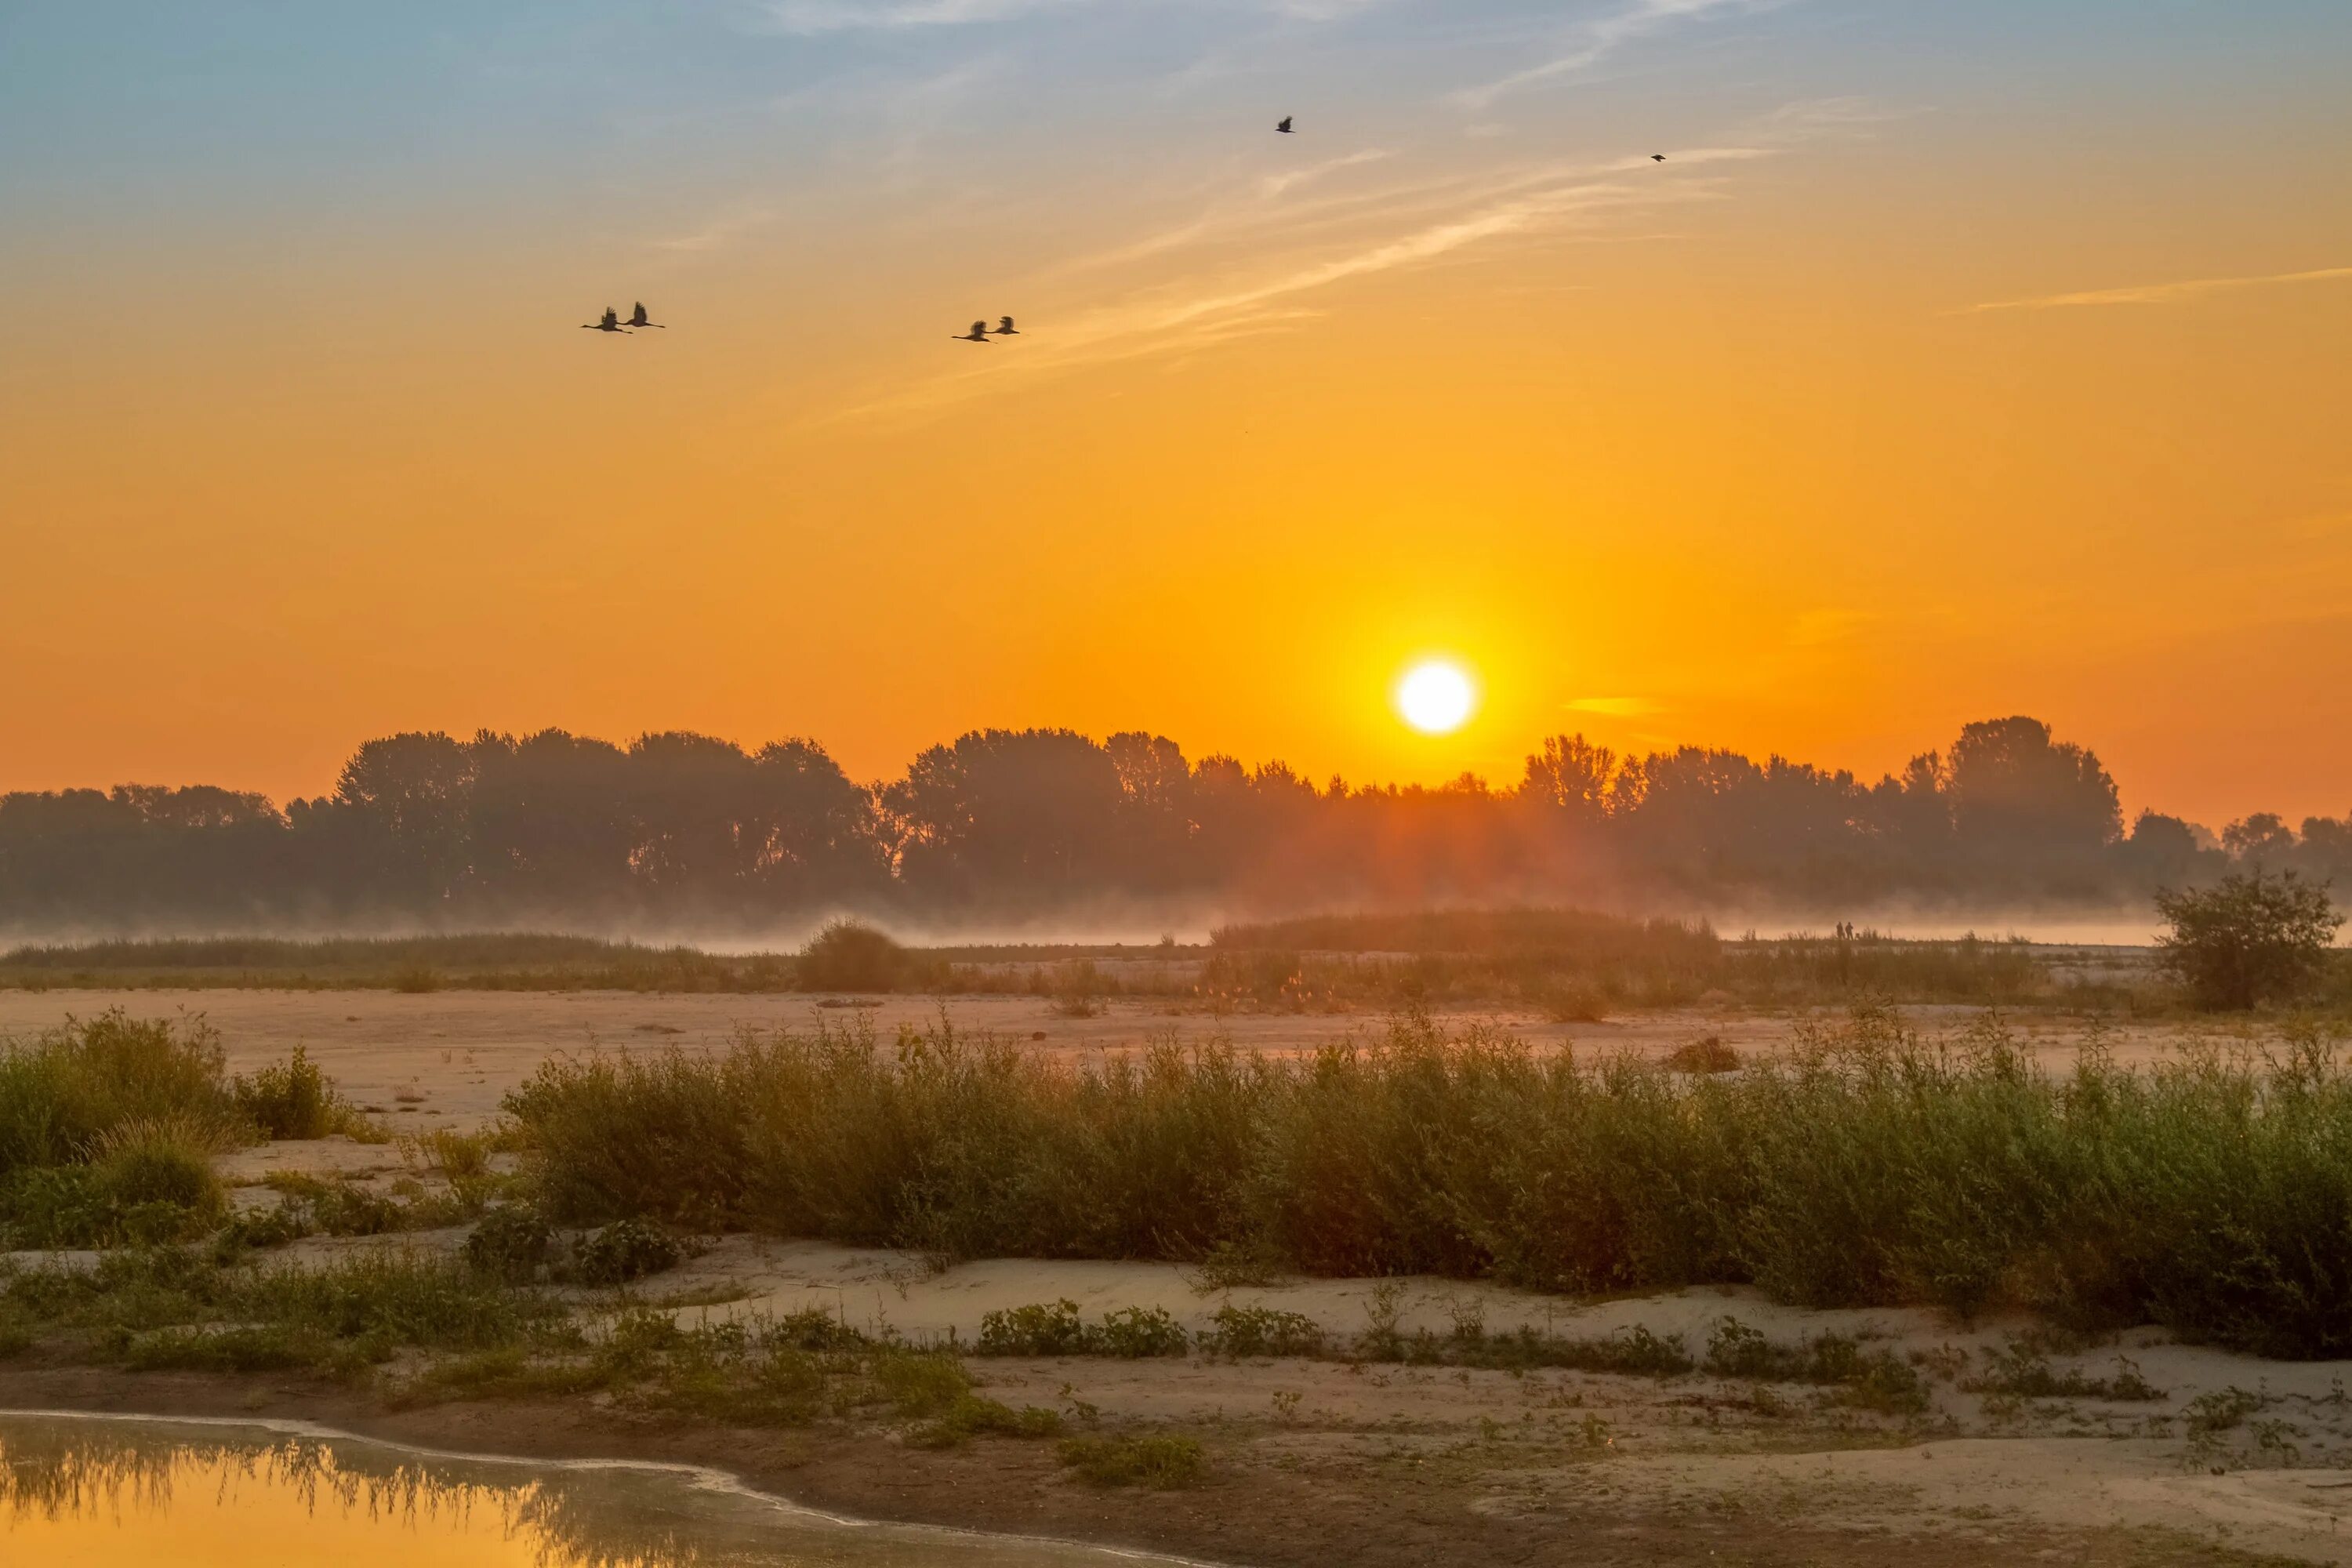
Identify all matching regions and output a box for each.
[2,0,2348,828]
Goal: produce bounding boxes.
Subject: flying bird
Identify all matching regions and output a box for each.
[626,301,666,328]
[581,307,630,333]
[992,316,1019,336]
[952,320,993,343]
[1651,154,1666,162]
[1276,116,1294,134]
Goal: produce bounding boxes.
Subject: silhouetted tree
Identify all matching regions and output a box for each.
[1945,717,2121,852]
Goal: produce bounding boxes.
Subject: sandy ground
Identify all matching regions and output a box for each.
[10,1207,2352,1565]
[0,989,2260,1127]
[8,991,2344,1563]
[13,1125,2352,1564]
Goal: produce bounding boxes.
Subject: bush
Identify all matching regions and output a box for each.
[1,1120,226,1247]
[0,1011,242,1175]
[464,1204,552,1283]
[2156,871,2343,1010]
[1200,1305,1323,1359]
[1662,1036,1741,1074]
[570,1218,681,1286]
[796,920,919,993]
[1056,1432,1205,1487]
[978,1298,1092,1356]
[234,1047,357,1139]
[977,1301,1189,1358]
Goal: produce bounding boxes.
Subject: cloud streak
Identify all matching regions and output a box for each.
[761,0,1081,34]
[1969,264,2352,313]
[828,147,1769,424]
[1451,0,1774,111]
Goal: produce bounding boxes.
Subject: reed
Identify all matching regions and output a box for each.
[503,1007,2352,1358]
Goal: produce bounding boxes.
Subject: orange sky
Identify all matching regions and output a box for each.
[2,2,2347,828]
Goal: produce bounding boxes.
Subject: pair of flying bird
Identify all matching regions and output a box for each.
[581,303,664,333]
[948,115,1294,343]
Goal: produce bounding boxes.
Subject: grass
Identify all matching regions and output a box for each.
[1055,1432,1205,1487]
[503,1005,2352,1359]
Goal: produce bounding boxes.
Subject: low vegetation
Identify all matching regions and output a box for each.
[505,1005,2352,1358]
[0,1013,365,1248]
[15,902,2346,1016]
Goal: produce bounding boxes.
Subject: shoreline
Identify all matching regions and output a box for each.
[5,1360,2349,1568]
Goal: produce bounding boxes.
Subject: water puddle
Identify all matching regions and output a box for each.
[0,1410,1204,1566]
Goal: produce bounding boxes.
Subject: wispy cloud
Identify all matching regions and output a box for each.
[1451,0,1777,111]
[760,0,1381,31]
[1258,148,1393,201]
[829,146,1769,424]
[1968,264,2352,314]
[761,0,1080,34]
[651,206,775,254]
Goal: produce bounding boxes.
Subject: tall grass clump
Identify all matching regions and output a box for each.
[0,1011,378,1247]
[503,1008,2352,1359]
[0,1011,242,1172]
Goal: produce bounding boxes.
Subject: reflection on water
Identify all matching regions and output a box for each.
[0,1413,1195,1567]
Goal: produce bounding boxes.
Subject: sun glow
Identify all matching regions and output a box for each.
[1395,659,1478,735]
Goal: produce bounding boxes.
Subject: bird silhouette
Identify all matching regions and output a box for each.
[626,301,666,328]
[1651,154,1666,162]
[952,320,993,343]
[992,315,1019,336]
[581,307,631,333]
[1276,115,1294,134]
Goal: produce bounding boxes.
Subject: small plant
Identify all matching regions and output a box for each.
[391,964,443,994]
[1095,1305,1189,1358]
[406,1127,494,1180]
[1962,1341,2167,1402]
[464,1204,553,1283]
[1536,981,1609,1024]
[978,1299,1093,1356]
[1662,1035,1741,1074]
[976,1300,1189,1358]
[234,1047,357,1139]
[571,1217,682,1286]
[1202,1304,1324,1359]
[1055,1432,1205,1488]
[2185,1387,2264,1436]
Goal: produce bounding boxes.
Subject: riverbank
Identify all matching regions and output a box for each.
[9,1353,2352,1568]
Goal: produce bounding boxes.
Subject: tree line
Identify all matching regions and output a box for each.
[2,716,2344,929]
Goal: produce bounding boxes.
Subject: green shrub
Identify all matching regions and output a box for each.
[464,1205,552,1283]
[1096,1305,1189,1358]
[0,1011,242,1175]
[2156,871,2343,1010]
[1200,1305,1323,1359]
[570,1218,681,1286]
[977,1301,1189,1358]
[1056,1432,1205,1487]
[234,1047,357,1139]
[978,1299,1091,1356]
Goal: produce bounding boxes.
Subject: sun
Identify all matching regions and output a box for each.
[1395,659,1478,735]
